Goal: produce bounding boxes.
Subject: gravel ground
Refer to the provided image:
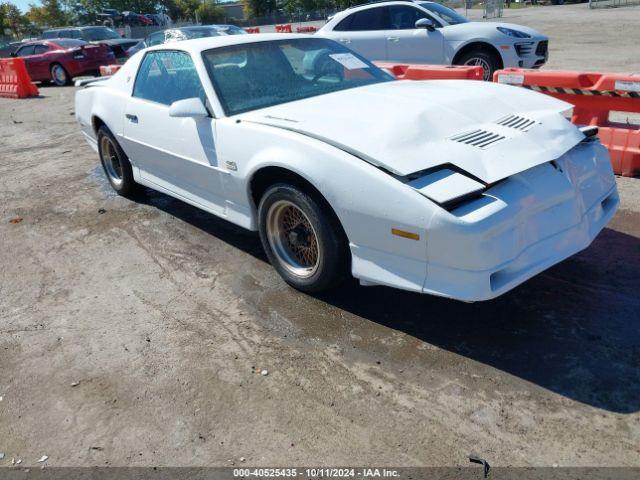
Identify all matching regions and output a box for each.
[1,5,639,469]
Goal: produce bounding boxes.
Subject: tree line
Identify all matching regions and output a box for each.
[1,0,367,37]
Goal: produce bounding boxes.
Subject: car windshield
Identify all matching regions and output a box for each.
[419,2,468,25]
[80,27,121,41]
[53,39,87,48]
[180,28,224,40]
[214,25,246,35]
[202,38,393,116]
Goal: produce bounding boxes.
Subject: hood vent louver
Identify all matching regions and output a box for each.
[496,114,538,132]
[450,130,506,149]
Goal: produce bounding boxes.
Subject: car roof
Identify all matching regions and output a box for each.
[20,39,52,45]
[146,33,311,53]
[44,25,111,32]
[20,39,83,46]
[341,0,433,13]
[347,0,431,6]
[178,25,239,30]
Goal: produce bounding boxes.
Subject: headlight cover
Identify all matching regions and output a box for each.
[408,168,485,208]
[497,27,531,38]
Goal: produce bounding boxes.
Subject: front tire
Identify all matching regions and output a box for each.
[258,184,348,293]
[455,49,502,81]
[97,125,140,197]
[50,63,71,86]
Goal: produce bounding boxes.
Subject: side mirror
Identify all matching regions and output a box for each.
[169,97,209,119]
[415,18,436,31]
[10,52,17,57]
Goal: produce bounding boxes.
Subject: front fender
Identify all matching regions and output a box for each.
[216,118,436,290]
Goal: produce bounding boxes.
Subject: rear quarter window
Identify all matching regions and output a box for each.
[16,45,35,56]
[335,8,387,31]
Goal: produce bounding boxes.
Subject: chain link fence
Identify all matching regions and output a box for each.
[589,0,640,7]
[115,21,196,39]
[114,0,509,39]
[482,0,505,18]
[234,9,337,28]
[238,0,503,30]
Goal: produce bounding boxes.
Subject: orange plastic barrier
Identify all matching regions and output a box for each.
[296,25,317,33]
[373,62,483,81]
[244,27,260,34]
[494,68,640,177]
[275,24,293,33]
[0,58,39,99]
[99,64,122,76]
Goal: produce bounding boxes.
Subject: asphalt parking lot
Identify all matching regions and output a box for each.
[1,3,639,468]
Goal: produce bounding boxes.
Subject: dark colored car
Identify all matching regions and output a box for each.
[41,26,140,60]
[143,14,165,26]
[96,8,123,26]
[0,40,25,58]
[125,25,246,57]
[122,11,153,25]
[13,39,115,85]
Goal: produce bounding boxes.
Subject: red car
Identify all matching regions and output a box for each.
[12,39,115,86]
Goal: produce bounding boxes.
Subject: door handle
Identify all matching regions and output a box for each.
[386,36,400,42]
[338,38,351,44]
[125,114,138,123]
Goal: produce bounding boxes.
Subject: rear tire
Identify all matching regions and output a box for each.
[50,63,71,86]
[258,184,348,293]
[97,125,141,197]
[455,49,501,81]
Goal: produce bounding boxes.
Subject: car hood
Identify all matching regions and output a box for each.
[240,80,582,184]
[442,21,546,40]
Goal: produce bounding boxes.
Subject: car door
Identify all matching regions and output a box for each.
[331,7,388,61]
[121,50,226,214]
[32,44,52,79]
[15,44,45,81]
[383,5,445,64]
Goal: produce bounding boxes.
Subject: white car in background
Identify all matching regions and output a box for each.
[75,34,617,301]
[316,0,548,80]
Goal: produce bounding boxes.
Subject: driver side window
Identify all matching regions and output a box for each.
[387,5,431,29]
[133,51,206,106]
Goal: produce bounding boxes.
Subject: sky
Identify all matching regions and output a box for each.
[12,0,33,13]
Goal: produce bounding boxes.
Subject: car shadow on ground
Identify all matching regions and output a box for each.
[315,226,640,414]
[136,187,640,414]
[140,188,267,260]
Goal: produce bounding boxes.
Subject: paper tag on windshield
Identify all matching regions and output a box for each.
[329,53,368,70]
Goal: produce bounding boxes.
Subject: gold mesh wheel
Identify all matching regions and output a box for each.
[265,200,321,278]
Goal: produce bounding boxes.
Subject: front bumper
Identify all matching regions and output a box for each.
[352,141,618,301]
[422,141,618,301]
[501,38,548,69]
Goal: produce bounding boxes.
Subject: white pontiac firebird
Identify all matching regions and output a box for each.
[75,34,619,302]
